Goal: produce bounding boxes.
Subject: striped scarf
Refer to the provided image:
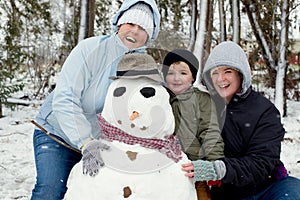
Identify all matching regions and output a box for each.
[97,114,182,163]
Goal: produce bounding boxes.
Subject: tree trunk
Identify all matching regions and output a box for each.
[78,0,95,42]
[205,0,214,55]
[243,1,276,90]
[87,0,95,38]
[275,0,289,117]
[188,0,198,51]
[243,2,276,70]
[232,0,240,43]
[0,101,2,118]
[194,0,209,81]
[219,0,226,42]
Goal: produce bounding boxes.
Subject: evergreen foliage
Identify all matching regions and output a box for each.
[0,0,53,117]
[0,0,299,117]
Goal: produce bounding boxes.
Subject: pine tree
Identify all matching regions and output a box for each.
[0,0,53,117]
[0,1,24,117]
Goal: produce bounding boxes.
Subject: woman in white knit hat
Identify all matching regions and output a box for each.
[30,1,160,199]
[117,3,155,47]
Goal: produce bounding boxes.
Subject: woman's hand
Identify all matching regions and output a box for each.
[181,163,195,178]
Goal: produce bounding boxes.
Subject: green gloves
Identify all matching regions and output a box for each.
[192,160,226,182]
[81,140,110,177]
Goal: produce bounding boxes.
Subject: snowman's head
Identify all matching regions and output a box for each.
[102,53,175,139]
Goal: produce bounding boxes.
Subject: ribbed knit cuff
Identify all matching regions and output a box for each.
[192,160,218,181]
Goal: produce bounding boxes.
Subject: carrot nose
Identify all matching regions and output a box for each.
[130,111,139,121]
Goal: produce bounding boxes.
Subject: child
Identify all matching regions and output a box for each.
[31,0,160,199]
[162,49,224,200]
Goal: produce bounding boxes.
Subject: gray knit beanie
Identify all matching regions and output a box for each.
[117,3,154,39]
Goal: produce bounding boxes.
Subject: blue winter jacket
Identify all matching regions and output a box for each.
[35,0,160,149]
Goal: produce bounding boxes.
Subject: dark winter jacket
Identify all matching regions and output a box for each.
[212,89,285,199]
[169,87,224,161]
[202,41,286,199]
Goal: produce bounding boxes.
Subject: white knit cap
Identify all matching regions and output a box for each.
[117,3,154,38]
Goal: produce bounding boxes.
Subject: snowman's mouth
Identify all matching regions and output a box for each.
[130,123,148,131]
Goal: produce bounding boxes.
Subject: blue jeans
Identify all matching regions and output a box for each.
[31,129,82,200]
[243,176,300,200]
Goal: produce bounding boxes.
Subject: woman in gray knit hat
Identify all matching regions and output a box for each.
[182,41,300,200]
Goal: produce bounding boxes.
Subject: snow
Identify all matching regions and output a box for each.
[0,100,299,199]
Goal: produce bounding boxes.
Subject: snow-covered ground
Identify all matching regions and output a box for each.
[0,100,299,200]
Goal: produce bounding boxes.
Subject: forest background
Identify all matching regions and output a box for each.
[0,1,300,199]
[0,0,300,118]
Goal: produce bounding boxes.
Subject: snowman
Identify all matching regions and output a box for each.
[65,53,197,200]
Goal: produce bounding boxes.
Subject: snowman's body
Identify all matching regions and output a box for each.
[65,78,197,200]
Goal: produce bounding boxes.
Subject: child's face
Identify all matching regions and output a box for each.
[165,61,194,95]
[118,23,149,49]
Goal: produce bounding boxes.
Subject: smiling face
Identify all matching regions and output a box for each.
[165,61,194,95]
[210,66,243,103]
[118,23,149,49]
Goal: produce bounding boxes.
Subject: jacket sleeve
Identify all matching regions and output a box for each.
[52,38,98,149]
[198,91,225,161]
[222,103,285,187]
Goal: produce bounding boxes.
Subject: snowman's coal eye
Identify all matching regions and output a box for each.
[140,87,155,98]
[113,87,126,97]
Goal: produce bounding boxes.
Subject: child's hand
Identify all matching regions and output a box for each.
[181,163,195,178]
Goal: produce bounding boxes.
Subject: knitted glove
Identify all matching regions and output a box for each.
[192,160,226,182]
[81,140,110,177]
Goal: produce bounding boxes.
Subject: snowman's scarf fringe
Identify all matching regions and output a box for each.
[97,114,182,162]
